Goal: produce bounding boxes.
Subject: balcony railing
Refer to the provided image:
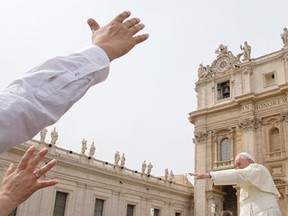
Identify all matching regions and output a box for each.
[265,150,286,161]
[213,159,234,170]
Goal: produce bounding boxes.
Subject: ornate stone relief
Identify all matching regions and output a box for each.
[281,109,288,121]
[238,117,262,129]
[243,65,253,75]
[262,116,282,126]
[197,43,252,81]
[274,179,287,186]
[194,130,208,142]
[283,52,288,62]
[271,166,284,176]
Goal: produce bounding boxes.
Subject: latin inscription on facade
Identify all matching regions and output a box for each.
[242,96,288,112]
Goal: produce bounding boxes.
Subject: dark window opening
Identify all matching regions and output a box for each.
[217,81,230,100]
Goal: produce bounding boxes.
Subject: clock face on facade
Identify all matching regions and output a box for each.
[216,57,230,72]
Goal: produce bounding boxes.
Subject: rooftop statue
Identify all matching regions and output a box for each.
[141,160,147,173]
[240,41,251,61]
[120,153,126,167]
[114,151,120,166]
[50,127,58,145]
[147,162,153,175]
[81,138,87,154]
[89,142,96,157]
[281,27,288,47]
[40,128,47,143]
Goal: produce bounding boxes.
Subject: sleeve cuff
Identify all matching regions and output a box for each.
[209,172,214,179]
[78,45,110,67]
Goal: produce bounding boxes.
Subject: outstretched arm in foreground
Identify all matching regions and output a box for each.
[0,11,149,153]
[0,146,58,216]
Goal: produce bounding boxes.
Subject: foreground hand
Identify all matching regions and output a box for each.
[0,146,58,216]
[87,11,149,61]
[189,172,210,180]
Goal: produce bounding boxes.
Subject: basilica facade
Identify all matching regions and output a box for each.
[0,140,193,216]
[189,31,288,215]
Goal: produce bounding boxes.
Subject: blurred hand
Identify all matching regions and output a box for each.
[189,172,210,180]
[87,11,149,61]
[0,146,58,216]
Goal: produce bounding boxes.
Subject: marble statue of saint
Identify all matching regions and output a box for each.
[141,160,147,173]
[147,162,153,175]
[50,127,58,145]
[40,128,47,143]
[114,151,120,166]
[120,153,126,167]
[164,168,169,180]
[197,63,206,78]
[81,138,87,154]
[89,142,96,157]
[240,41,251,61]
[169,170,174,181]
[281,27,288,46]
[184,173,188,185]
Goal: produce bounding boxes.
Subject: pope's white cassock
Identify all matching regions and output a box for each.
[211,163,282,216]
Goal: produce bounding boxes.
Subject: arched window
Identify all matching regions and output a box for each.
[220,138,230,161]
[269,127,280,152]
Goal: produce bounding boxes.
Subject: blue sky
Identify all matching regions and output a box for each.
[1,0,288,180]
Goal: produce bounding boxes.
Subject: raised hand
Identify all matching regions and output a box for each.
[87,11,149,61]
[0,146,58,216]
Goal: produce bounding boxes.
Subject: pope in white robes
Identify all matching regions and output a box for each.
[190,152,282,216]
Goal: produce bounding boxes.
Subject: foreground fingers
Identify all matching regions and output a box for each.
[33,159,57,179]
[87,18,100,31]
[4,164,16,176]
[15,146,58,184]
[113,11,131,23]
[0,146,59,209]
[17,145,36,171]
[89,11,149,61]
[129,23,145,34]
[133,34,149,46]
[123,17,140,29]
[29,148,49,170]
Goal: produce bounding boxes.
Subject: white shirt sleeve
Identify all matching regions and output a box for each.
[0,45,110,153]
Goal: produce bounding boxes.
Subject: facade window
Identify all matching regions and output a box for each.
[94,198,105,216]
[264,72,276,86]
[220,138,230,161]
[8,208,17,216]
[269,127,280,152]
[217,81,230,100]
[175,213,181,216]
[126,204,135,216]
[53,191,68,216]
[153,208,160,216]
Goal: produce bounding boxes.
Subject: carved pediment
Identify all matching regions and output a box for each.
[262,116,282,125]
[212,44,242,73]
[197,44,246,81]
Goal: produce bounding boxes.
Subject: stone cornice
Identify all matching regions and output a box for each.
[7,141,193,198]
[189,101,240,124]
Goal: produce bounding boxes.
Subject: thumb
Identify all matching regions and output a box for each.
[87,18,100,31]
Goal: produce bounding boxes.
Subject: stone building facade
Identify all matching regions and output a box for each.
[189,35,288,215]
[0,140,193,216]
